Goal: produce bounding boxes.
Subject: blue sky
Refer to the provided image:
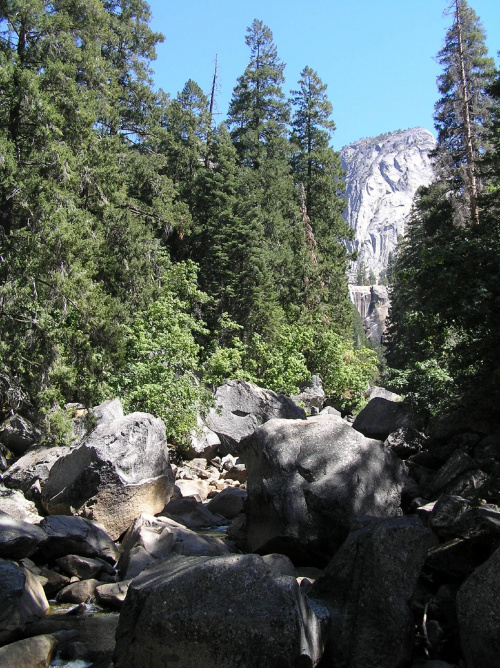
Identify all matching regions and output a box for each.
[146,0,500,149]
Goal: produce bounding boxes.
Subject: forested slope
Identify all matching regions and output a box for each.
[0,5,376,446]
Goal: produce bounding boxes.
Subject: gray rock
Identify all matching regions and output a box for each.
[220,463,247,483]
[0,414,40,456]
[206,486,247,519]
[412,662,458,668]
[310,515,433,668]
[0,558,49,643]
[0,443,9,472]
[385,426,426,459]
[205,380,306,454]
[353,396,412,440]
[114,553,328,668]
[186,416,221,461]
[0,485,42,523]
[41,412,175,539]
[28,613,119,663]
[240,414,407,565]
[0,634,57,667]
[71,398,125,444]
[95,580,131,610]
[2,445,70,497]
[57,578,101,604]
[226,512,246,545]
[55,554,106,580]
[342,127,435,279]
[174,478,209,501]
[261,553,296,577]
[37,515,119,564]
[368,385,403,402]
[426,538,483,579]
[291,375,326,412]
[421,450,479,499]
[160,496,225,529]
[320,405,341,416]
[91,398,124,425]
[428,495,471,539]
[117,513,231,580]
[39,567,70,599]
[457,545,500,668]
[0,510,47,560]
[429,495,500,543]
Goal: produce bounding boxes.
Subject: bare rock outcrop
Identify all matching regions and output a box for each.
[341,127,435,279]
[349,284,390,343]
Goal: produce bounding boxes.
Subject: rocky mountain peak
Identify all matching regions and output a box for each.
[341,127,436,280]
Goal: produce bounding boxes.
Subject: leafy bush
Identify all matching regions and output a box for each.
[111,262,212,446]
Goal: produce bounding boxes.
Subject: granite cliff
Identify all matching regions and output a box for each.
[341,127,435,280]
[349,284,390,344]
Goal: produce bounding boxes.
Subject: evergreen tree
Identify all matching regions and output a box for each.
[290,66,352,329]
[0,0,186,438]
[227,20,304,319]
[189,124,283,337]
[386,2,500,423]
[356,261,368,286]
[434,0,495,224]
[227,19,289,169]
[161,80,210,203]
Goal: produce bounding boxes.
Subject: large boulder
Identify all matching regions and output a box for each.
[206,486,247,520]
[0,511,47,560]
[117,513,230,580]
[291,375,326,413]
[457,545,500,668]
[114,553,328,668]
[0,485,42,523]
[205,380,306,454]
[186,416,221,461]
[71,398,125,443]
[41,412,175,539]
[0,558,49,644]
[159,497,225,529]
[36,515,119,564]
[27,613,119,664]
[310,515,434,668]
[353,394,412,440]
[0,634,57,667]
[0,415,40,456]
[420,450,482,500]
[2,445,71,514]
[239,414,407,565]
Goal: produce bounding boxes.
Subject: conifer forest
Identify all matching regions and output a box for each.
[0,0,499,445]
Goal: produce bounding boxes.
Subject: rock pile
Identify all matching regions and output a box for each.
[0,384,498,667]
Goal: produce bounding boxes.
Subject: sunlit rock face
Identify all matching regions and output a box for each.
[349,284,389,344]
[341,127,435,279]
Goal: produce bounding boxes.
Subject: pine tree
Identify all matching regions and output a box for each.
[227,19,289,169]
[434,0,495,224]
[226,20,304,319]
[189,124,283,337]
[161,80,210,199]
[386,2,500,423]
[290,66,352,328]
[0,0,184,436]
